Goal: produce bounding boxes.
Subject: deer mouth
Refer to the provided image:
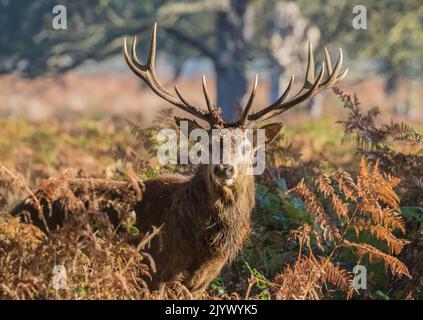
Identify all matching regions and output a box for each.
[220,178,234,187]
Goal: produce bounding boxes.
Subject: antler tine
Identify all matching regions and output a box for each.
[337,68,349,81]
[147,22,157,66]
[247,43,347,123]
[324,47,333,75]
[275,62,325,113]
[293,42,316,97]
[130,36,141,65]
[202,75,214,114]
[124,38,145,80]
[239,74,258,126]
[320,47,342,87]
[123,23,212,125]
[129,23,173,98]
[305,42,315,84]
[174,85,200,111]
[248,75,294,121]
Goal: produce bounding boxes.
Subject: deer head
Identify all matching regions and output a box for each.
[123,23,347,188]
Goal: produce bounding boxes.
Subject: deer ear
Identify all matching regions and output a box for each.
[174,116,206,137]
[260,122,283,145]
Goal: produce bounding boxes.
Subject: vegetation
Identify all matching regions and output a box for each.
[0,89,421,300]
[0,0,421,301]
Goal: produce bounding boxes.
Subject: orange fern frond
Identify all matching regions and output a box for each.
[343,240,411,278]
[316,174,348,218]
[290,179,340,241]
[380,208,406,234]
[316,174,334,198]
[274,257,323,300]
[331,169,357,201]
[320,257,354,298]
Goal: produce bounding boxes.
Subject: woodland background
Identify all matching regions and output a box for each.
[0,0,422,299]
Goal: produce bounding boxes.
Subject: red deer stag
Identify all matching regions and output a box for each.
[12,23,347,295]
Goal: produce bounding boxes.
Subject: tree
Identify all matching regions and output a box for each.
[3,1,420,120]
[0,0,254,121]
[264,1,322,116]
[214,0,254,121]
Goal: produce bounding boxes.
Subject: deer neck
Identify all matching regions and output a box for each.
[182,165,255,259]
[189,165,256,219]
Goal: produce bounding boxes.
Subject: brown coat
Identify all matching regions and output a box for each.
[11,164,256,294]
[136,165,255,292]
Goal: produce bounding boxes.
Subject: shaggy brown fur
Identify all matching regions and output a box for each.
[136,165,255,293]
[11,164,256,295]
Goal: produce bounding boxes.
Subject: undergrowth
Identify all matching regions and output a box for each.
[0,90,421,299]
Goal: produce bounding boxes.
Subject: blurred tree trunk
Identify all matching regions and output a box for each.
[385,74,399,95]
[267,2,321,116]
[381,58,399,95]
[214,0,253,122]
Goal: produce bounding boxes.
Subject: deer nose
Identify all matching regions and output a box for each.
[213,164,235,179]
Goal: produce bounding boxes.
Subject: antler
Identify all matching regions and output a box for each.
[123,23,216,126]
[124,24,347,128]
[239,43,348,125]
[238,74,258,126]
